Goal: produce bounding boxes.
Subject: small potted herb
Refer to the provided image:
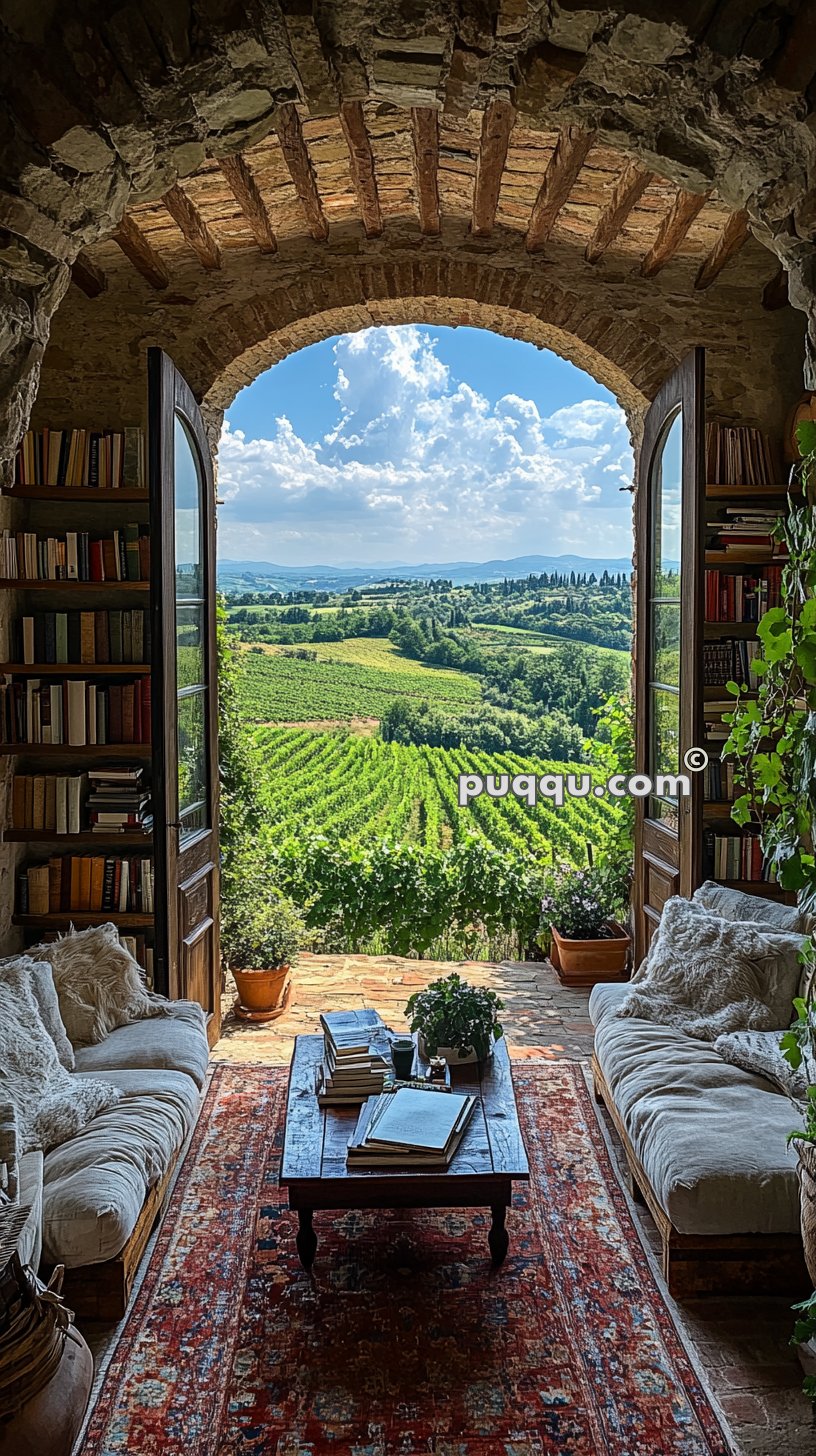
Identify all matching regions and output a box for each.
[405,972,504,1064]
[541,860,631,985]
[222,887,305,1021]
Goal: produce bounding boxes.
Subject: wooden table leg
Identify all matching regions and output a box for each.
[488,1203,509,1265]
[296,1209,317,1269]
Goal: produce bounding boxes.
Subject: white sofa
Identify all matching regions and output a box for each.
[1,1001,209,1318]
[590,886,809,1298]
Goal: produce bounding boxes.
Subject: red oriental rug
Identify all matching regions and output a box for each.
[80,1062,733,1456]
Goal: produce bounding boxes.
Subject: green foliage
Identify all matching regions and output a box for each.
[405,972,504,1060]
[380,696,585,760]
[540,860,630,940]
[221,873,305,971]
[584,689,636,853]
[237,642,480,722]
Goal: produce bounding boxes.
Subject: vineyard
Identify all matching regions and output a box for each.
[239,640,481,721]
[253,725,616,859]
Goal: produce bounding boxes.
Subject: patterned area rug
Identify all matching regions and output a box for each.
[80,1062,733,1456]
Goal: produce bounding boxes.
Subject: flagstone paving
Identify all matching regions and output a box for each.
[213,951,816,1456]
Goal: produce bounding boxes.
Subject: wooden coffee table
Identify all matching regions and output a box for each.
[280,1034,529,1269]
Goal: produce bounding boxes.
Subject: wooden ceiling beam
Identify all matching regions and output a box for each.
[695,208,751,290]
[472,96,516,238]
[71,251,107,297]
[584,160,654,264]
[162,184,223,271]
[640,188,710,278]
[274,103,329,243]
[525,125,595,253]
[218,153,277,254]
[411,107,440,236]
[112,215,169,291]
[339,101,383,239]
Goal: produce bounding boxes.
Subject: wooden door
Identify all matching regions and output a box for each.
[633,349,705,964]
[148,348,221,1044]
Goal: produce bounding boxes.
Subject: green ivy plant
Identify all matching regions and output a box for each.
[405,972,504,1060]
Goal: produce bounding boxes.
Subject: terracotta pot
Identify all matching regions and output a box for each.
[233,963,290,1013]
[549,920,630,986]
[418,1033,493,1065]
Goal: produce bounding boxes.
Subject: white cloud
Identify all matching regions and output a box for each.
[217,326,634,565]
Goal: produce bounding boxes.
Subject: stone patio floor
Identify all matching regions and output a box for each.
[214,951,816,1456]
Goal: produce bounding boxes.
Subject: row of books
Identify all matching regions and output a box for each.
[702,639,760,688]
[0,527,150,582]
[703,759,737,801]
[316,1009,391,1106]
[704,566,782,622]
[348,1086,477,1168]
[5,610,149,666]
[706,506,785,559]
[10,767,152,835]
[13,427,145,491]
[704,831,770,882]
[0,678,151,746]
[704,422,777,486]
[17,855,155,916]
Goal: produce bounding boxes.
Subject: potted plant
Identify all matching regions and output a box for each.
[540,859,631,985]
[222,885,305,1022]
[405,972,504,1064]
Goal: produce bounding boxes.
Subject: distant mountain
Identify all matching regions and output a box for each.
[217,553,633,594]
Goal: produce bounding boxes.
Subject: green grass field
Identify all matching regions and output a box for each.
[239,638,481,722]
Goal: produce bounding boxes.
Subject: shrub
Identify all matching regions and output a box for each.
[406,972,504,1060]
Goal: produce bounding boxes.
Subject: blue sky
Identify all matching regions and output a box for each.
[217,325,635,566]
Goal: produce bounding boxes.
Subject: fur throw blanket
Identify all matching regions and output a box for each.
[714,1029,809,1101]
[616,896,803,1041]
[29,922,171,1047]
[0,962,120,1154]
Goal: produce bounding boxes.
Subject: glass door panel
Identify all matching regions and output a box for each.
[174,414,209,838]
[648,409,682,826]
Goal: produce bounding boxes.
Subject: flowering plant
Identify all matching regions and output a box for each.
[540,861,627,941]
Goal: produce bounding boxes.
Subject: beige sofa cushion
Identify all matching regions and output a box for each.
[41,1068,199,1268]
[72,1001,209,1090]
[589,982,802,1237]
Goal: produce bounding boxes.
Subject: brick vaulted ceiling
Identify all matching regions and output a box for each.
[5,1,814,453]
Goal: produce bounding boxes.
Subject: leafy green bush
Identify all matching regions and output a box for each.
[221,857,305,970]
[406,972,504,1060]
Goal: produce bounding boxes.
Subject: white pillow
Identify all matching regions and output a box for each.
[616,896,803,1041]
[0,954,74,1070]
[0,962,120,1154]
[692,880,803,933]
[29,923,162,1048]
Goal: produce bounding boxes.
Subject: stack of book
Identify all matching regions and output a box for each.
[0,526,150,581]
[704,566,782,621]
[0,677,151,745]
[6,609,149,665]
[86,766,152,834]
[17,853,154,915]
[347,1086,477,1168]
[707,507,785,559]
[316,1009,392,1106]
[705,423,777,486]
[702,639,760,688]
[13,426,145,490]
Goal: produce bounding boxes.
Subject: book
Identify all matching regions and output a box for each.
[13,427,146,490]
[346,1088,477,1168]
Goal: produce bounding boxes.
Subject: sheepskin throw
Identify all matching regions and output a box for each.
[29,923,165,1048]
[0,955,74,1070]
[0,963,120,1154]
[692,879,803,934]
[714,1029,809,1101]
[616,896,803,1041]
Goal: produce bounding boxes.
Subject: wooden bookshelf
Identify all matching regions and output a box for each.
[0,579,149,591]
[13,912,154,929]
[705,551,780,566]
[705,484,795,499]
[704,620,762,636]
[0,744,151,758]
[0,662,150,675]
[3,830,152,845]
[1,487,149,503]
